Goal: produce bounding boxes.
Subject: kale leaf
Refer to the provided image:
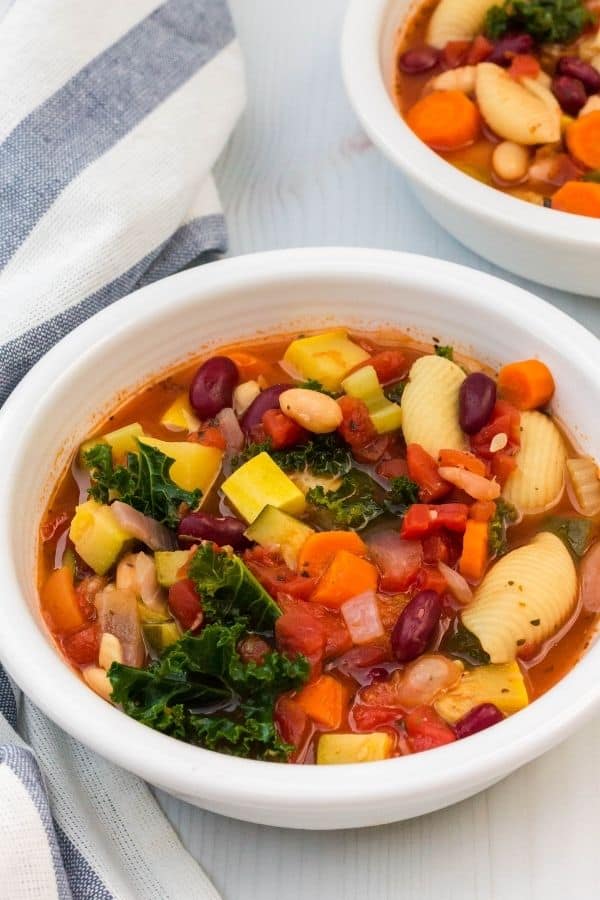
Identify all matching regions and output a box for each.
[485,0,591,44]
[434,344,454,360]
[84,440,201,529]
[389,476,420,507]
[306,469,384,530]
[385,382,406,404]
[544,515,597,558]
[188,543,281,629]
[441,621,491,667]
[489,498,518,557]
[297,378,338,398]
[108,622,309,761]
[231,433,351,478]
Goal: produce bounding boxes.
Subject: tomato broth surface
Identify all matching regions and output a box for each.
[39,328,600,765]
[395,0,600,217]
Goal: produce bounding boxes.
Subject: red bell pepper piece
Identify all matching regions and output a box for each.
[400,503,469,539]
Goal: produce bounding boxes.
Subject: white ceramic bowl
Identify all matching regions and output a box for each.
[342,0,600,297]
[1,248,600,829]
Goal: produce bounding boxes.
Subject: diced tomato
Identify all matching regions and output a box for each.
[422,532,462,567]
[412,566,448,595]
[352,435,390,463]
[466,34,493,64]
[352,702,401,731]
[244,547,317,601]
[490,452,518,486]
[366,530,423,591]
[168,579,204,632]
[278,595,352,660]
[337,396,377,450]
[508,54,540,80]
[376,456,408,479]
[407,443,451,502]
[360,350,407,384]
[404,705,456,753]
[237,634,271,664]
[470,401,520,458]
[333,644,391,681]
[275,695,311,759]
[275,607,325,678]
[261,408,307,450]
[189,425,227,450]
[62,624,100,666]
[400,503,469,539]
[442,40,471,69]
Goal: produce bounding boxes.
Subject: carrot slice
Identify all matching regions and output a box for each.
[552,181,600,219]
[406,90,480,151]
[459,520,489,582]
[295,675,347,729]
[310,550,378,609]
[566,111,600,170]
[438,448,487,476]
[497,359,555,410]
[298,531,367,579]
[41,566,87,634]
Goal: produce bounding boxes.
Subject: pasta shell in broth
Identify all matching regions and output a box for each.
[503,411,566,514]
[462,532,577,663]
[401,355,467,458]
[475,63,561,144]
[426,0,498,48]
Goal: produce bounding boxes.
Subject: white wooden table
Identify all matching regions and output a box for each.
[158,2,600,897]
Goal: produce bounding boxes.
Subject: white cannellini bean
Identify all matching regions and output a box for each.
[429,65,476,94]
[99,632,124,670]
[279,388,343,434]
[492,141,529,183]
[233,380,261,416]
[82,666,113,702]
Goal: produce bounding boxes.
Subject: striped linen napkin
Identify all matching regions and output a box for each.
[0,1,244,897]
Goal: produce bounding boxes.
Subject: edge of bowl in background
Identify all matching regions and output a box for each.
[341,0,600,297]
[1,248,600,829]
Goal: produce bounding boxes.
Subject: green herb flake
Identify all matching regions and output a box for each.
[434,344,454,360]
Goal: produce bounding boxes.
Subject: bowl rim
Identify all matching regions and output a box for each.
[341,0,600,247]
[2,246,600,820]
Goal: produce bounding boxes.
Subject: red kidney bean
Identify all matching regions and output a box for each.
[557,56,600,94]
[552,75,587,116]
[189,356,239,418]
[240,383,293,435]
[398,46,440,74]
[391,590,441,662]
[488,34,534,67]
[453,703,504,739]
[178,512,250,550]
[459,372,496,434]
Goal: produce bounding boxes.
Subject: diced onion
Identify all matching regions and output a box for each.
[217,407,244,452]
[341,592,384,645]
[438,561,473,605]
[111,501,177,551]
[581,541,600,612]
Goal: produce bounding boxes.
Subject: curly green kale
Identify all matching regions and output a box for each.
[108,622,309,761]
[384,475,420,516]
[188,542,281,629]
[434,344,454,360]
[485,0,591,44]
[296,378,338,398]
[489,498,518,557]
[84,440,200,529]
[231,433,351,478]
[306,470,384,530]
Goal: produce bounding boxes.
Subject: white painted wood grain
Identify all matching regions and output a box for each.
[157,1,600,897]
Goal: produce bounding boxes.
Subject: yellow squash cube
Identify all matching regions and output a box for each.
[342,365,402,434]
[222,452,306,523]
[140,437,223,496]
[317,732,393,765]
[245,505,314,569]
[434,661,529,723]
[69,500,133,575]
[160,394,200,433]
[79,422,144,466]
[283,330,370,392]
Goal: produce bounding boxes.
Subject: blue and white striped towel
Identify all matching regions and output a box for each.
[0,1,245,896]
